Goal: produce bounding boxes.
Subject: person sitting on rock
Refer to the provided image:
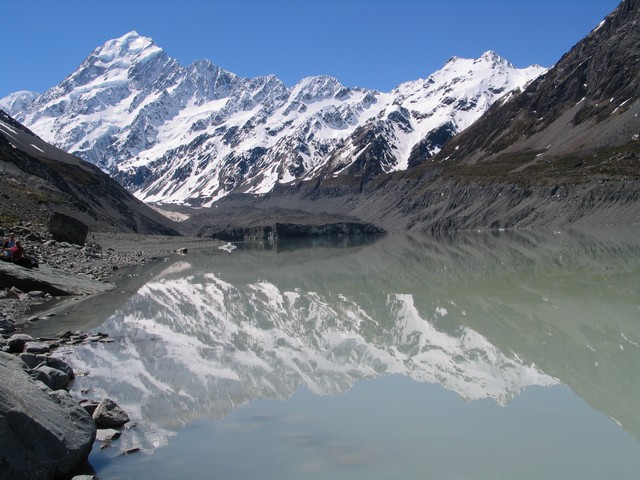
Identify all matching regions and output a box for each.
[10,241,37,269]
[2,232,16,259]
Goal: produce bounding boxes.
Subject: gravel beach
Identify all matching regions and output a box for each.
[0,226,223,328]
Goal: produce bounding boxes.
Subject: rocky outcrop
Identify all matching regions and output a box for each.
[180,205,386,240]
[0,261,115,297]
[0,351,96,480]
[274,222,384,238]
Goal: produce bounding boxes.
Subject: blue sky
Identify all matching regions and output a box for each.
[0,0,621,98]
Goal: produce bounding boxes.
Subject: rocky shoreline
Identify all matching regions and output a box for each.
[0,223,223,324]
[0,330,137,480]
[0,222,224,480]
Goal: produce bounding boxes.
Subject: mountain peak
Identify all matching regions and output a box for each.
[480,50,510,66]
[290,75,345,102]
[0,90,39,113]
[114,30,154,50]
[432,0,639,168]
[92,30,160,65]
[441,51,513,73]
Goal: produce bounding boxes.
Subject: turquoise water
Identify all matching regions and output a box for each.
[37,229,640,479]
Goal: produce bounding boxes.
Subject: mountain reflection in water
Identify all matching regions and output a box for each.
[48,228,640,459]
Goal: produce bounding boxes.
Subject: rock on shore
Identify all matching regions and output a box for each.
[0,351,96,480]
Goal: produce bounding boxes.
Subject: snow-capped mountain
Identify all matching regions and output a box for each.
[1,31,545,206]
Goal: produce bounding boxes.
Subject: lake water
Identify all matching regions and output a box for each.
[32,228,640,479]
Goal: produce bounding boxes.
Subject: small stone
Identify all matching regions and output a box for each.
[46,356,75,379]
[0,318,15,334]
[8,333,34,353]
[57,329,73,339]
[93,398,130,428]
[6,287,21,299]
[18,352,43,369]
[96,429,122,442]
[24,341,50,354]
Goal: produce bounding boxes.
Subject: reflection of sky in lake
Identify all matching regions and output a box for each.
[49,228,640,479]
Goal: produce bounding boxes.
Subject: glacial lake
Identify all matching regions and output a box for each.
[29,228,640,479]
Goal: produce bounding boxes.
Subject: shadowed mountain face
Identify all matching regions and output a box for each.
[0,110,178,234]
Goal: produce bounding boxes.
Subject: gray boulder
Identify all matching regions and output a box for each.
[0,317,15,334]
[79,399,100,416]
[92,398,130,428]
[32,364,70,391]
[48,212,89,246]
[24,341,51,354]
[8,333,34,353]
[0,352,96,480]
[19,352,75,379]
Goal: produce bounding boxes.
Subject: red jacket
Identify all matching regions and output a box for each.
[10,245,24,261]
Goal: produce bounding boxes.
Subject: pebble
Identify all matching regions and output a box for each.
[96,428,122,442]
